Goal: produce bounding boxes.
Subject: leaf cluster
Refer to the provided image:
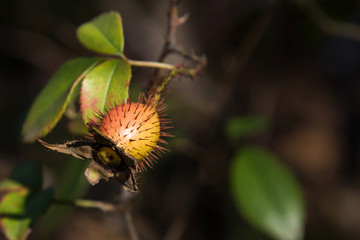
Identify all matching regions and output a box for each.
[22,12,131,143]
[0,162,53,240]
[226,117,305,240]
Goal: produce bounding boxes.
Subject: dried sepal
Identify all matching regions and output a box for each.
[38,136,139,192]
[116,168,138,192]
[37,139,93,159]
[85,161,114,185]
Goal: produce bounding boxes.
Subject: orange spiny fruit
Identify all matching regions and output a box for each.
[92,96,171,171]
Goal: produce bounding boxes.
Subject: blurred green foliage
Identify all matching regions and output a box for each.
[230,147,305,240]
[226,115,270,139]
[0,162,53,240]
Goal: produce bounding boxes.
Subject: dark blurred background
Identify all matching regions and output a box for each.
[2,0,360,239]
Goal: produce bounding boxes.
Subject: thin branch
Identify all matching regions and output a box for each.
[168,48,205,64]
[52,198,118,212]
[292,0,360,41]
[135,0,206,101]
[152,66,202,103]
[127,59,176,70]
[53,196,139,239]
[102,52,176,70]
[158,0,185,64]
[151,0,187,86]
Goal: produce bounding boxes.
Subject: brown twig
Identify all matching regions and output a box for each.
[153,67,196,103]
[147,0,206,100]
[53,193,140,239]
[150,0,187,87]
[158,0,186,64]
[168,47,205,64]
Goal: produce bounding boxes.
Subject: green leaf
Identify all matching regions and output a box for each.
[80,59,131,124]
[22,57,100,142]
[10,162,42,192]
[230,147,305,240]
[0,180,31,240]
[225,115,270,140]
[0,161,54,240]
[25,188,53,226]
[39,159,88,237]
[77,11,125,55]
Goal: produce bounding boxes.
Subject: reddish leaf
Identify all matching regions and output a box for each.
[80,59,131,124]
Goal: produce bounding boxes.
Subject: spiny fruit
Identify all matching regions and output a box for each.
[38,94,172,192]
[90,95,172,171]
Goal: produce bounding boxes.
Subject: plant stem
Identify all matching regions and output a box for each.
[151,0,185,85]
[153,67,195,103]
[127,59,175,70]
[52,198,118,212]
